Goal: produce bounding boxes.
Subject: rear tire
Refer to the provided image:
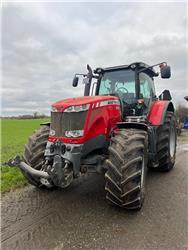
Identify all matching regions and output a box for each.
[23,125,52,188]
[155,111,177,171]
[105,129,148,210]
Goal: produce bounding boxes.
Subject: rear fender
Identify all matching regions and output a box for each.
[147,101,174,126]
[116,122,157,163]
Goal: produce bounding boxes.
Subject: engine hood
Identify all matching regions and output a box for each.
[52,95,119,112]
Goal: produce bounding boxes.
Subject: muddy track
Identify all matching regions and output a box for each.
[1,137,188,250]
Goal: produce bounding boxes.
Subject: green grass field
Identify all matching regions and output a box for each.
[1,119,49,193]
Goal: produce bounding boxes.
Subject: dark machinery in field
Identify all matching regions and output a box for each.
[12,62,176,210]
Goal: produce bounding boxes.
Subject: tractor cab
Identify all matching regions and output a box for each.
[73,62,171,118]
[96,65,156,117]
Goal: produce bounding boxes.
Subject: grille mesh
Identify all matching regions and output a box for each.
[51,111,87,137]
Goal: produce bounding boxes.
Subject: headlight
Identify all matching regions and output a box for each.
[65,130,84,138]
[64,104,89,113]
[49,129,55,136]
[51,106,58,112]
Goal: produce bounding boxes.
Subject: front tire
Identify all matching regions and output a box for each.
[105,129,148,210]
[23,125,52,188]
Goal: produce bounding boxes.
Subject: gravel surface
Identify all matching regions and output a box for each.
[1,133,188,250]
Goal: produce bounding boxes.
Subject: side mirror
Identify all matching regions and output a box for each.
[160,65,171,78]
[72,76,79,87]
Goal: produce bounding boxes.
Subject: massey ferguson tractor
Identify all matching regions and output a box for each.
[12,62,177,210]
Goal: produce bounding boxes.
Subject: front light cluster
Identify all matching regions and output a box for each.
[64,104,89,113]
[65,130,84,138]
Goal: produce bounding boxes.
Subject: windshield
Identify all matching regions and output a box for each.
[98,69,135,96]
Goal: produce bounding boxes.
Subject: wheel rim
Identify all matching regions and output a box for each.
[170,125,176,158]
[140,156,146,202]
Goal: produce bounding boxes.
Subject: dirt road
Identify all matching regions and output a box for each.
[1,133,188,250]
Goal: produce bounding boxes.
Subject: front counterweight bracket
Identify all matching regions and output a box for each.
[48,155,73,188]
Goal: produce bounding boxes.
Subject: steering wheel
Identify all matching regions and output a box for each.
[116,86,129,93]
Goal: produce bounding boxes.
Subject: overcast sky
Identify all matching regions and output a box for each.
[2,2,188,116]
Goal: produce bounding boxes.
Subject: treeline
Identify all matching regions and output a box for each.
[2,112,50,119]
[176,105,188,122]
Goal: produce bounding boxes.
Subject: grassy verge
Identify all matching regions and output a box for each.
[177,130,188,142]
[1,118,49,193]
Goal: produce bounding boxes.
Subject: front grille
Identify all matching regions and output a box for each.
[51,111,87,137]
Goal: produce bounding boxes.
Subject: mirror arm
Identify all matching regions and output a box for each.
[138,62,167,75]
[75,73,87,77]
[74,73,98,79]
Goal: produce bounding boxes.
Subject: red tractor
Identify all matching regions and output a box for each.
[12,62,176,210]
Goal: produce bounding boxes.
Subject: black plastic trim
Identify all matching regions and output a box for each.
[40,122,50,126]
[82,134,108,157]
[117,122,148,131]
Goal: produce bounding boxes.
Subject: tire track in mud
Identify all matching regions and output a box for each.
[2,174,107,250]
[2,211,65,250]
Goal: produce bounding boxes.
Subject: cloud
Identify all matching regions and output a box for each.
[2,2,188,116]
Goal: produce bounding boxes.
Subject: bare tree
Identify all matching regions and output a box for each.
[176,105,188,122]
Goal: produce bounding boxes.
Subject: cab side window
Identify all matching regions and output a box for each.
[139,73,156,106]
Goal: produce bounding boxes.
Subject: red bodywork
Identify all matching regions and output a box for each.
[48,96,174,144]
[48,96,122,144]
[147,100,174,126]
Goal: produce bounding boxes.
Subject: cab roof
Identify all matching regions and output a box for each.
[95,62,159,78]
